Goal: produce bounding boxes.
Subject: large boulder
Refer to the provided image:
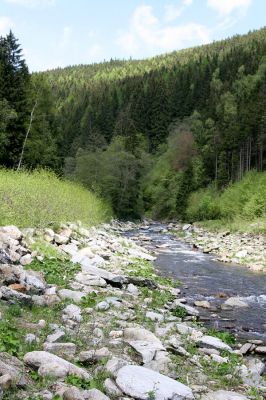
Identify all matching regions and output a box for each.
[124,327,165,364]
[195,335,232,352]
[24,351,91,380]
[116,365,194,399]
[221,297,249,309]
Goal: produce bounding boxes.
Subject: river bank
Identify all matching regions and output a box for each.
[168,222,266,273]
[0,221,265,399]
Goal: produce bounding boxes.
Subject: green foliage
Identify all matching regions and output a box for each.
[186,171,266,229]
[172,306,188,318]
[0,169,112,227]
[202,353,242,388]
[65,370,110,392]
[80,292,98,308]
[0,321,21,355]
[207,329,236,345]
[26,257,80,287]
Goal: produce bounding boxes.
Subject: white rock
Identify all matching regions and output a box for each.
[104,378,123,396]
[62,304,82,322]
[25,333,39,345]
[127,283,140,296]
[201,390,249,400]
[96,301,110,311]
[83,388,110,400]
[54,234,69,245]
[46,330,65,343]
[24,351,90,380]
[0,226,21,240]
[235,250,248,258]
[75,272,107,287]
[196,335,232,352]
[194,300,211,309]
[116,365,194,399]
[58,289,86,303]
[43,342,76,357]
[146,311,164,323]
[105,357,129,378]
[20,254,32,266]
[221,297,249,309]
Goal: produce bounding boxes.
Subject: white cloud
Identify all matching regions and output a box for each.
[87,44,102,62]
[0,16,13,35]
[207,0,252,16]
[59,26,72,48]
[4,0,55,8]
[117,5,209,57]
[164,0,193,22]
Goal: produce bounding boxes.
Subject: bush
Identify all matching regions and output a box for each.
[0,169,112,227]
[186,171,266,224]
[186,187,221,221]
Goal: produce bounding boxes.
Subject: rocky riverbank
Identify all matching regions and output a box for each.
[0,221,265,400]
[168,223,266,273]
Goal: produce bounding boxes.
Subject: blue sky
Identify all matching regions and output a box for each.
[0,0,265,71]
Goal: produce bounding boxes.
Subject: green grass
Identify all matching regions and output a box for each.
[0,168,112,228]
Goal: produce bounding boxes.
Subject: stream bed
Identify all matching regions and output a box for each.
[126,224,266,342]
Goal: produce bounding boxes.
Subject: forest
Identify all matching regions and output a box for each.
[0,27,266,220]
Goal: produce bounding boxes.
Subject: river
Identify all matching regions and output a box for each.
[126,223,266,342]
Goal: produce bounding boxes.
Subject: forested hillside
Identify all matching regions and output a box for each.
[1,27,266,220]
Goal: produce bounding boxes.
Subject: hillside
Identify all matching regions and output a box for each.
[1,27,266,221]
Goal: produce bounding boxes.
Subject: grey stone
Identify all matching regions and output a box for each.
[24,351,91,380]
[104,378,123,396]
[201,390,249,400]
[196,335,232,352]
[58,289,86,303]
[116,365,194,399]
[83,388,110,400]
[63,387,84,400]
[96,301,110,311]
[0,286,32,305]
[221,297,249,309]
[62,304,82,322]
[105,357,128,378]
[43,342,76,357]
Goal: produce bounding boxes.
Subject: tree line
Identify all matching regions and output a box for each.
[1,28,266,219]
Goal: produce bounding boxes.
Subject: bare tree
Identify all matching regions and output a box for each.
[17,98,38,171]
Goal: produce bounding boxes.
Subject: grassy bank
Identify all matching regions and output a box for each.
[0,169,112,228]
[186,171,266,233]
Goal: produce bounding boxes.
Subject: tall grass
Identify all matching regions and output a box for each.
[0,169,112,228]
[186,171,266,233]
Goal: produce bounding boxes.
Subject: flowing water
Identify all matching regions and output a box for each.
[126,224,266,342]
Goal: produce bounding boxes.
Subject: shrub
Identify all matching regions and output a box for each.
[0,169,112,227]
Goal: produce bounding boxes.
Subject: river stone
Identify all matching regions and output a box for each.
[63,387,84,400]
[58,289,86,303]
[201,390,249,400]
[0,226,22,240]
[0,286,33,305]
[43,342,76,357]
[0,352,32,387]
[105,357,129,378]
[173,301,199,317]
[195,335,232,352]
[104,378,123,396]
[146,311,164,323]
[255,346,266,354]
[24,351,91,380]
[194,300,211,309]
[221,297,249,309]
[75,272,107,287]
[116,365,194,399]
[124,327,165,363]
[83,388,110,400]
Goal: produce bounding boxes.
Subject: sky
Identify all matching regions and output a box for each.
[0,0,265,72]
